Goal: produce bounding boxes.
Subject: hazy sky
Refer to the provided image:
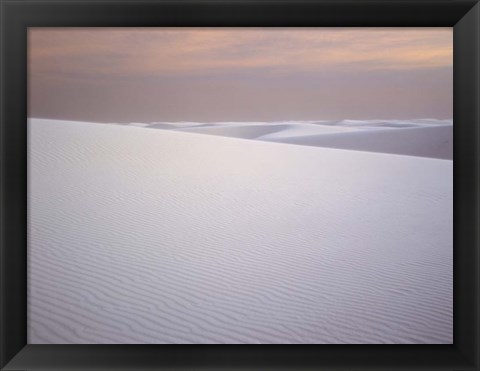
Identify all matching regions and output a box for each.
[29,28,452,122]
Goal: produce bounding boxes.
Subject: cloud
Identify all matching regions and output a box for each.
[29,28,452,80]
[28,28,452,122]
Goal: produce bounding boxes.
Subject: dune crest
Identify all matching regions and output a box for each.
[123,119,453,160]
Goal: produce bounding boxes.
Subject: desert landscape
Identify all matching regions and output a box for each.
[28,117,453,344]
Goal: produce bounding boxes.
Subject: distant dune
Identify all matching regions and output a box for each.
[173,122,360,138]
[134,119,453,160]
[260,125,453,160]
[28,118,453,344]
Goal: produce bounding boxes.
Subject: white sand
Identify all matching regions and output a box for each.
[140,119,452,160]
[28,118,452,344]
[260,125,453,159]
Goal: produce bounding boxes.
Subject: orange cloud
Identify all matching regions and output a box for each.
[29,27,452,80]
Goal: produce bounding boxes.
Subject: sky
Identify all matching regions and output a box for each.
[29,28,453,123]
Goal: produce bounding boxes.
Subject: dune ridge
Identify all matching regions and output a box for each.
[122,119,453,160]
[260,125,453,160]
[28,118,452,344]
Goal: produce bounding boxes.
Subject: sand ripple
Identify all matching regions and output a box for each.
[28,119,452,344]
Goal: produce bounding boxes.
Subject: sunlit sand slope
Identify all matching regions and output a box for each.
[28,119,452,344]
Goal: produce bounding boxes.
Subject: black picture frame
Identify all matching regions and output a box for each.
[1,0,478,370]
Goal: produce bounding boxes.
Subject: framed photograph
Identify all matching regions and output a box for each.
[1,0,479,370]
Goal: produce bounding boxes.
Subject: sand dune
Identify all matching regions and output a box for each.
[133,119,453,160]
[173,122,360,138]
[173,123,291,139]
[28,118,452,344]
[261,125,453,160]
[141,121,361,137]
[314,118,452,128]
